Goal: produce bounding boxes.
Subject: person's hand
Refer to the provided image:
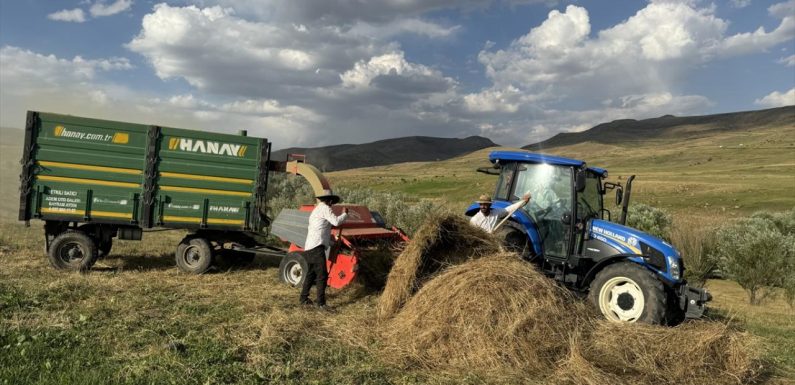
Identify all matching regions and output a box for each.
[343,208,349,214]
[522,193,531,203]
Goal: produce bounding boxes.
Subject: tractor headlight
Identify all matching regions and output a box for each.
[667,256,681,280]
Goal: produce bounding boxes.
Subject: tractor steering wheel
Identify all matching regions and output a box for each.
[534,198,566,219]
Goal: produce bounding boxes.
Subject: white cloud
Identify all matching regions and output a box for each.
[89,0,133,17]
[720,1,795,56]
[127,4,385,98]
[340,52,447,89]
[754,88,795,107]
[185,0,549,24]
[0,46,131,83]
[0,46,322,147]
[47,8,87,23]
[779,54,795,66]
[731,0,752,8]
[348,18,461,39]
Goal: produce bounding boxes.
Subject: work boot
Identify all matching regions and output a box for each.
[299,299,313,306]
[316,304,335,313]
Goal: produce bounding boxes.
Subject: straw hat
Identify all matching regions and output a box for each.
[476,194,493,204]
[315,189,341,205]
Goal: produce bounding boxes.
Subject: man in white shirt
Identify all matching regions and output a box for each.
[469,193,530,233]
[300,189,349,309]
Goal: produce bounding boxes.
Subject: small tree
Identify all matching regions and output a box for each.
[625,203,672,240]
[714,217,795,305]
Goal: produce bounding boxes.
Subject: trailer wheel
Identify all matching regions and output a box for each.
[279,252,307,287]
[175,237,213,274]
[588,262,666,324]
[48,231,99,272]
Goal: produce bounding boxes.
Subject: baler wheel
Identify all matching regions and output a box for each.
[175,237,213,274]
[279,252,307,287]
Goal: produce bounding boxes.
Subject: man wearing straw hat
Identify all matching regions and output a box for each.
[300,189,348,309]
[470,193,530,233]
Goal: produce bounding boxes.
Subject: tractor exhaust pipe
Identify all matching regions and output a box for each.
[619,175,635,225]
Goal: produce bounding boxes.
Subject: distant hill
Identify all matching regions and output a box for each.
[523,106,795,149]
[272,135,496,171]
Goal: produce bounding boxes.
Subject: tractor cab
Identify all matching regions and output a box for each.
[467,150,711,325]
[470,151,609,263]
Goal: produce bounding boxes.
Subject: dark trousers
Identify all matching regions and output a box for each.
[299,246,328,305]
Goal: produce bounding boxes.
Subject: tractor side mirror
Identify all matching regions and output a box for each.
[615,186,623,206]
[476,164,501,175]
[575,170,587,193]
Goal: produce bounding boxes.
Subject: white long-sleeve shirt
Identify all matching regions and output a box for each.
[304,203,348,251]
[469,200,526,233]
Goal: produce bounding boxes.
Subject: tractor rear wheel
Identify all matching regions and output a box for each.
[48,231,99,272]
[279,252,307,287]
[175,237,213,274]
[588,262,666,324]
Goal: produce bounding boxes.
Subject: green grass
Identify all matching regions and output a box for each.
[330,124,795,216]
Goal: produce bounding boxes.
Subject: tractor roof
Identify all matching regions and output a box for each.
[489,151,607,177]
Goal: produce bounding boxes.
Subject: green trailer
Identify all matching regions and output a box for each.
[18,111,273,273]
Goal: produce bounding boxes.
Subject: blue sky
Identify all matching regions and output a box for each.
[1,0,793,149]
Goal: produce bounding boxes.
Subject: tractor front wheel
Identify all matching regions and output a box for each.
[588,262,666,324]
[279,252,307,287]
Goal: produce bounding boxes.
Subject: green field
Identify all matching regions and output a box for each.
[330,123,795,217]
[1,122,794,384]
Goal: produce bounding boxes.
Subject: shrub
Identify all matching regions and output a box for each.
[264,173,441,237]
[668,216,719,287]
[714,215,795,305]
[625,203,672,240]
[751,208,795,235]
[334,187,439,236]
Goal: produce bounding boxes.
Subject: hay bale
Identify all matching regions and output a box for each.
[576,320,763,385]
[376,213,502,319]
[380,254,591,373]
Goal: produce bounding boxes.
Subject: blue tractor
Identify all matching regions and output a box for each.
[466,151,711,325]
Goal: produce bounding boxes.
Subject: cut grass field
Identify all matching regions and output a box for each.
[1,222,794,384]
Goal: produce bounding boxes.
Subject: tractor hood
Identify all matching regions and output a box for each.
[589,219,682,283]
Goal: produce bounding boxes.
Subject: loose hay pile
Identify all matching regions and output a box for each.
[381,254,591,373]
[560,321,762,385]
[375,215,763,385]
[376,213,501,319]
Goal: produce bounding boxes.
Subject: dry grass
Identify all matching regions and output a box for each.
[375,213,502,319]
[380,254,590,374]
[573,320,763,385]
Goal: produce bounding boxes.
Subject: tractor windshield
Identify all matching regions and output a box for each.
[512,163,573,258]
[577,172,602,220]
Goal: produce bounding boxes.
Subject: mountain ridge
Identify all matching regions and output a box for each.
[271,135,496,171]
[523,105,795,150]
